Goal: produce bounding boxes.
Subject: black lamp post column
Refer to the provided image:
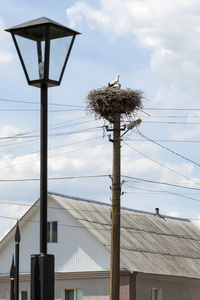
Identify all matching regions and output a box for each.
[40,84,48,254]
[30,85,54,300]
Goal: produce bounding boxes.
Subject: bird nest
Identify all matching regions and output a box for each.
[86,87,143,122]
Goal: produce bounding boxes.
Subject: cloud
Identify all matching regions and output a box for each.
[66,0,200,91]
[0,125,19,137]
[0,17,14,64]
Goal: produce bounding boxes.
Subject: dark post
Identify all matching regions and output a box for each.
[31,254,54,300]
[14,222,20,300]
[110,113,121,300]
[31,84,54,300]
[10,255,15,300]
[40,84,48,254]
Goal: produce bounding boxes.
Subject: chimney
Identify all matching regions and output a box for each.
[155,208,159,215]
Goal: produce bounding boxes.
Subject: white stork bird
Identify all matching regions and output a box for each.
[108,74,120,87]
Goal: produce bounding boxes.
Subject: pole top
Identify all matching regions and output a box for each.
[15,221,21,243]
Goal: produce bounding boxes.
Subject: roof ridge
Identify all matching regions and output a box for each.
[49,191,190,222]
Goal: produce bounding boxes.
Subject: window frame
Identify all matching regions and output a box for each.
[7,290,28,300]
[63,288,83,300]
[47,220,58,243]
[151,288,162,300]
[20,291,28,300]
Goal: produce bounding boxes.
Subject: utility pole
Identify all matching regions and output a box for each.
[86,82,143,300]
[109,113,121,300]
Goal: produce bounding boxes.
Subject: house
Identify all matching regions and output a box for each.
[1,192,200,300]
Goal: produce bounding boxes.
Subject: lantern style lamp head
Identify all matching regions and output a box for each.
[6,17,80,87]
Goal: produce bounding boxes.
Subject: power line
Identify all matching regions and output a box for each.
[0,136,103,163]
[141,115,200,118]
[123,141,200,188]
[0,125,103,141]
[144,108,200,111]
[123,183,200,203]
[0,140,106,170]
[0,97,85,108]
[2,97,200,114]
[143,121,200,125]
[122,175,200,191]
[136,130,200,168]
[127,139,200,143]
[0,174,109,182]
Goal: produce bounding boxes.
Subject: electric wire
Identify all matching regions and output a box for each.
[0,97,85,108]
[127,139,200,143]
[123,141,200,188]
[123,183,200,203]
[142,121,200,125]
[0,140,108,171]
[2,97,200,111]
[0,136,103,163]
[0,117,88,149]
[122,175,200,191]
[136,130,200,168]
[144,108,200,111]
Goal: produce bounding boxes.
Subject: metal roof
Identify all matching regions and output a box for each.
[50,192,200,279]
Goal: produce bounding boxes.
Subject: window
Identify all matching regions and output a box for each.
[65,289,83,300]
[47,221,57,242]
[7,290,28,300]
[21,291,28,300]
[151,288,162,300]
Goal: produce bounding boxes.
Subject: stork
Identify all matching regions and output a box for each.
[108,74,120,87]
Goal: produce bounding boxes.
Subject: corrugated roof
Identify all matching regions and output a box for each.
[50,192,200,279]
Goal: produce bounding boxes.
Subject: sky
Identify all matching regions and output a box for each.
[0,0,200,240]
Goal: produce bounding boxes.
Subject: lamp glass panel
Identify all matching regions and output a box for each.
[15,34,45,81]
[49,34,73,82]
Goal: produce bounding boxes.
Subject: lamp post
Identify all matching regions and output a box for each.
[6,17,80,300]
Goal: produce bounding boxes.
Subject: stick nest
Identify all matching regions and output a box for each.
[86,87,143,122]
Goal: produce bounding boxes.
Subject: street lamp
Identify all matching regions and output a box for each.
[6,17,80,300]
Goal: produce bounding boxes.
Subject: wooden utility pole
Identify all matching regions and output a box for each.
[110,113,121,300]
[86,84,143,300]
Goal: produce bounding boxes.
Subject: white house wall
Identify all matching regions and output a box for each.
[47,197,111,272]
[0,196,111,275]
[0,205,40,274]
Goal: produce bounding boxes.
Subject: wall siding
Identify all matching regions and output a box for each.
[0,197,110,274]
[47,198,111,271]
